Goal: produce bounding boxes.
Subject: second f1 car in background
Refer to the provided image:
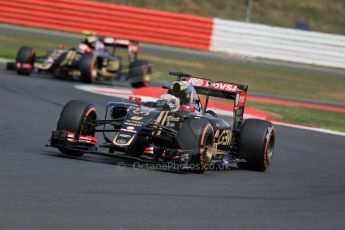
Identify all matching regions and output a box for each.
[6,34,152,87]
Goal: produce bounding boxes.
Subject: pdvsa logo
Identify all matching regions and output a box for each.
[212,82,237,92]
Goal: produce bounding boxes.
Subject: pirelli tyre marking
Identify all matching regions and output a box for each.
[264,126,275,167]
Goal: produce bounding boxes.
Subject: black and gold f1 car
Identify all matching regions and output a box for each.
[47,72,275,173]
[6,35,151,87]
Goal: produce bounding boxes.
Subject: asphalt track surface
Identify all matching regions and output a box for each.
[1,63,345,230]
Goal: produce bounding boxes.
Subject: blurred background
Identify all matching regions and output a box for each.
[0,0,344,131]
[99,0,345,35]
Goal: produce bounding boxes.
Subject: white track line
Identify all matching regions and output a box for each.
[271,121,345,137]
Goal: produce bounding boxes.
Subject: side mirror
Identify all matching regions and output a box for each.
[58,44,65,49]
[128,96,142,106]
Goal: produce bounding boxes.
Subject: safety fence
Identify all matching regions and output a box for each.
[0,0,345,68]
[211,19,345,69]
[0,0,213,50]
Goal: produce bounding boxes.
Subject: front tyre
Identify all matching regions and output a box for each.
[57,100,97,156]
[16,46,36,75]
[177,118,214,173]
[237,119,275,171]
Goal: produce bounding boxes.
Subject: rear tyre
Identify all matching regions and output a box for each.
[79,54,97,83]
[237,119,275,171]
[16,46,36,75]
[57,100,97,156]
[177,118,214,173]
[128,60,151,88]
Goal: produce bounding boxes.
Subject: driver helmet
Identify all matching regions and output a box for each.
[84,36,98,49]
[167,81,200,108]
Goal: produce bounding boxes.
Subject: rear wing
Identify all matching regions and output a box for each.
[103,37,139,55]
[168,71,248,104]
[169,72,248,131]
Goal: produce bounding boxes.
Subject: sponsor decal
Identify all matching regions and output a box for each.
[124,120,143,127]
[121,128,137,133]
[186,77,237,92]
[165,115,180,128]
[116,139,127,144]
[236,91,247,107]
[65,131,97,145]
[130,116,143,121]
[78,136,97,144]
[211,82,237,92]
[190,77,204,86]
[114,131,136,145]
[170,117,180,122]
[119,134,131,138]
[133,109,149,116]
[214,130,232,145]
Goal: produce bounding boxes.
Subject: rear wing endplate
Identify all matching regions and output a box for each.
[103,37,139,54]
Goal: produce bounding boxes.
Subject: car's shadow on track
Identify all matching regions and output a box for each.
[41,150,190,174]
[3,68,132,87]
[41,150,238,174]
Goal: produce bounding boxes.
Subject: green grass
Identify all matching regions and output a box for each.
[0,34,76,59]
[96,0,345,35]
[248,101,345,132]
[143,53,345,104]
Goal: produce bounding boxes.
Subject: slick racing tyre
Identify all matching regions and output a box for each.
[128,60,151,88]
[177,118,214,173]
[79,54,97,83]
[57,100,97,156]
[237,119,275,172]
[16,46,36,75]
